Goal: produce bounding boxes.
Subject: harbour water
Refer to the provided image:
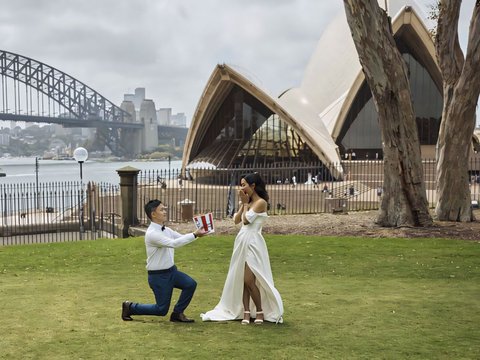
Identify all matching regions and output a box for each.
[0,157,183,185]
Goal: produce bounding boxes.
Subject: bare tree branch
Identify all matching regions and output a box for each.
[435,0,463,87]
[462,3,480,92]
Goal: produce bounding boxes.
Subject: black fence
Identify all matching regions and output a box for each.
[2,158,479,245]
[0,181,119,245]
[136,158,480,226]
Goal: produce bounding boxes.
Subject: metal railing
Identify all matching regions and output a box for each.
[2,158,479,245]
[0,181,120,245]
[136,158,480,225]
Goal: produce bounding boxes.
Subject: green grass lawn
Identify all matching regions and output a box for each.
[0,234,479,360]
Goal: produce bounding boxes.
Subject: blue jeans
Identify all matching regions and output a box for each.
[131,265,197,316]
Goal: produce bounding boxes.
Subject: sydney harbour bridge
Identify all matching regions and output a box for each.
[0,49,184,157]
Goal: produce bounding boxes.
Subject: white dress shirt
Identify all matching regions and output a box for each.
[144,222,197,271]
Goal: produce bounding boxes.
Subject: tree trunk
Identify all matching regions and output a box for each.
[343,0,432,227]
[435,0,480,221]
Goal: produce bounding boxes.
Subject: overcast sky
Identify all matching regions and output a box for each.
[1,0,478,125]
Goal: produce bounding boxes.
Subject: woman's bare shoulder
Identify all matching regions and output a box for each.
[251,198,267,212]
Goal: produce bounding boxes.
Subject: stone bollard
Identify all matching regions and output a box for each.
[117,166,140,238]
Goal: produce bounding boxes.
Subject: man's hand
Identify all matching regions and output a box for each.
[194,228,209,237]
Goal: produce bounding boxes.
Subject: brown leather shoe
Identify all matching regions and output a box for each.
[170,312,195,323]
[122,301,133,321]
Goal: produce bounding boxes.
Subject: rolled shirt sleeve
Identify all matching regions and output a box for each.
[145,226,196,248]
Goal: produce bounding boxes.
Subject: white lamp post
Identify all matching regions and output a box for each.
[73,147,88,235]
[73,147,89,181]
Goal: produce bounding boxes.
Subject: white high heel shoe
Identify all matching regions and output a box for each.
[241,311,250,325]
[254,311,264,325]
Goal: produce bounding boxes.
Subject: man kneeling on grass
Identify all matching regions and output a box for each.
[122,199,209,323]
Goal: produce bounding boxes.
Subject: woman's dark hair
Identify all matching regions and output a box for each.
[242,172,269,202]
[145,199,162,221]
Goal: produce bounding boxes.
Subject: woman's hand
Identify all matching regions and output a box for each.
[238,189,249,204]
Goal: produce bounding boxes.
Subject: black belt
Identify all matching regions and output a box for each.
[148,265,175,274]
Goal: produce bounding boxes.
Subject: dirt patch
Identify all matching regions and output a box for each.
[168,209,480,241]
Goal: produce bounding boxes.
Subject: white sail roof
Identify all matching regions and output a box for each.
[184,0,435,178]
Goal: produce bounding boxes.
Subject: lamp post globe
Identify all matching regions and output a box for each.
[73,147,88,181]
[73,147,88,163]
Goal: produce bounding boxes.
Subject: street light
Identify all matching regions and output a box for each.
[73,147,88,236]
[35,157,40,210]
[73,147,88,181]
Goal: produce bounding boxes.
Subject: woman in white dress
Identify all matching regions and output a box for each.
[201,173,283,324]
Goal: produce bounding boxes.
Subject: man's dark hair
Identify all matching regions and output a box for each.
[145,199,162,221]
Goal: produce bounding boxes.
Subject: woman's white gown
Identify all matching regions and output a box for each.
[201,210,284,323]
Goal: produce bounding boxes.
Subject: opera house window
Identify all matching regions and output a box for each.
[193,86,319,168]
[337,45,442,159]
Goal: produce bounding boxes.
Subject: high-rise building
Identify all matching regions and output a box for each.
[171,112,187,127]
[123,87,146,110]
[0,133,10,146]
[157,108,172,126]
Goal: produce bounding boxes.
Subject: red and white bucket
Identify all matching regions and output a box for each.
[193,212,215,233]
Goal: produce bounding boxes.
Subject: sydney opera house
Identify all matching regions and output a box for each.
[182,0,476,180]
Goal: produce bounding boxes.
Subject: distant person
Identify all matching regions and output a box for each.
[377,186,383,197]
[201,173,283,324]
[121,199,209,323]
[322,184,329,193]
[349,184,355,196]
[177,175,183,190]
[291,175,297,188]
[157,176,167,189]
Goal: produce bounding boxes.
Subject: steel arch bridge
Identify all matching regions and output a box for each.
[0,49,142,156]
